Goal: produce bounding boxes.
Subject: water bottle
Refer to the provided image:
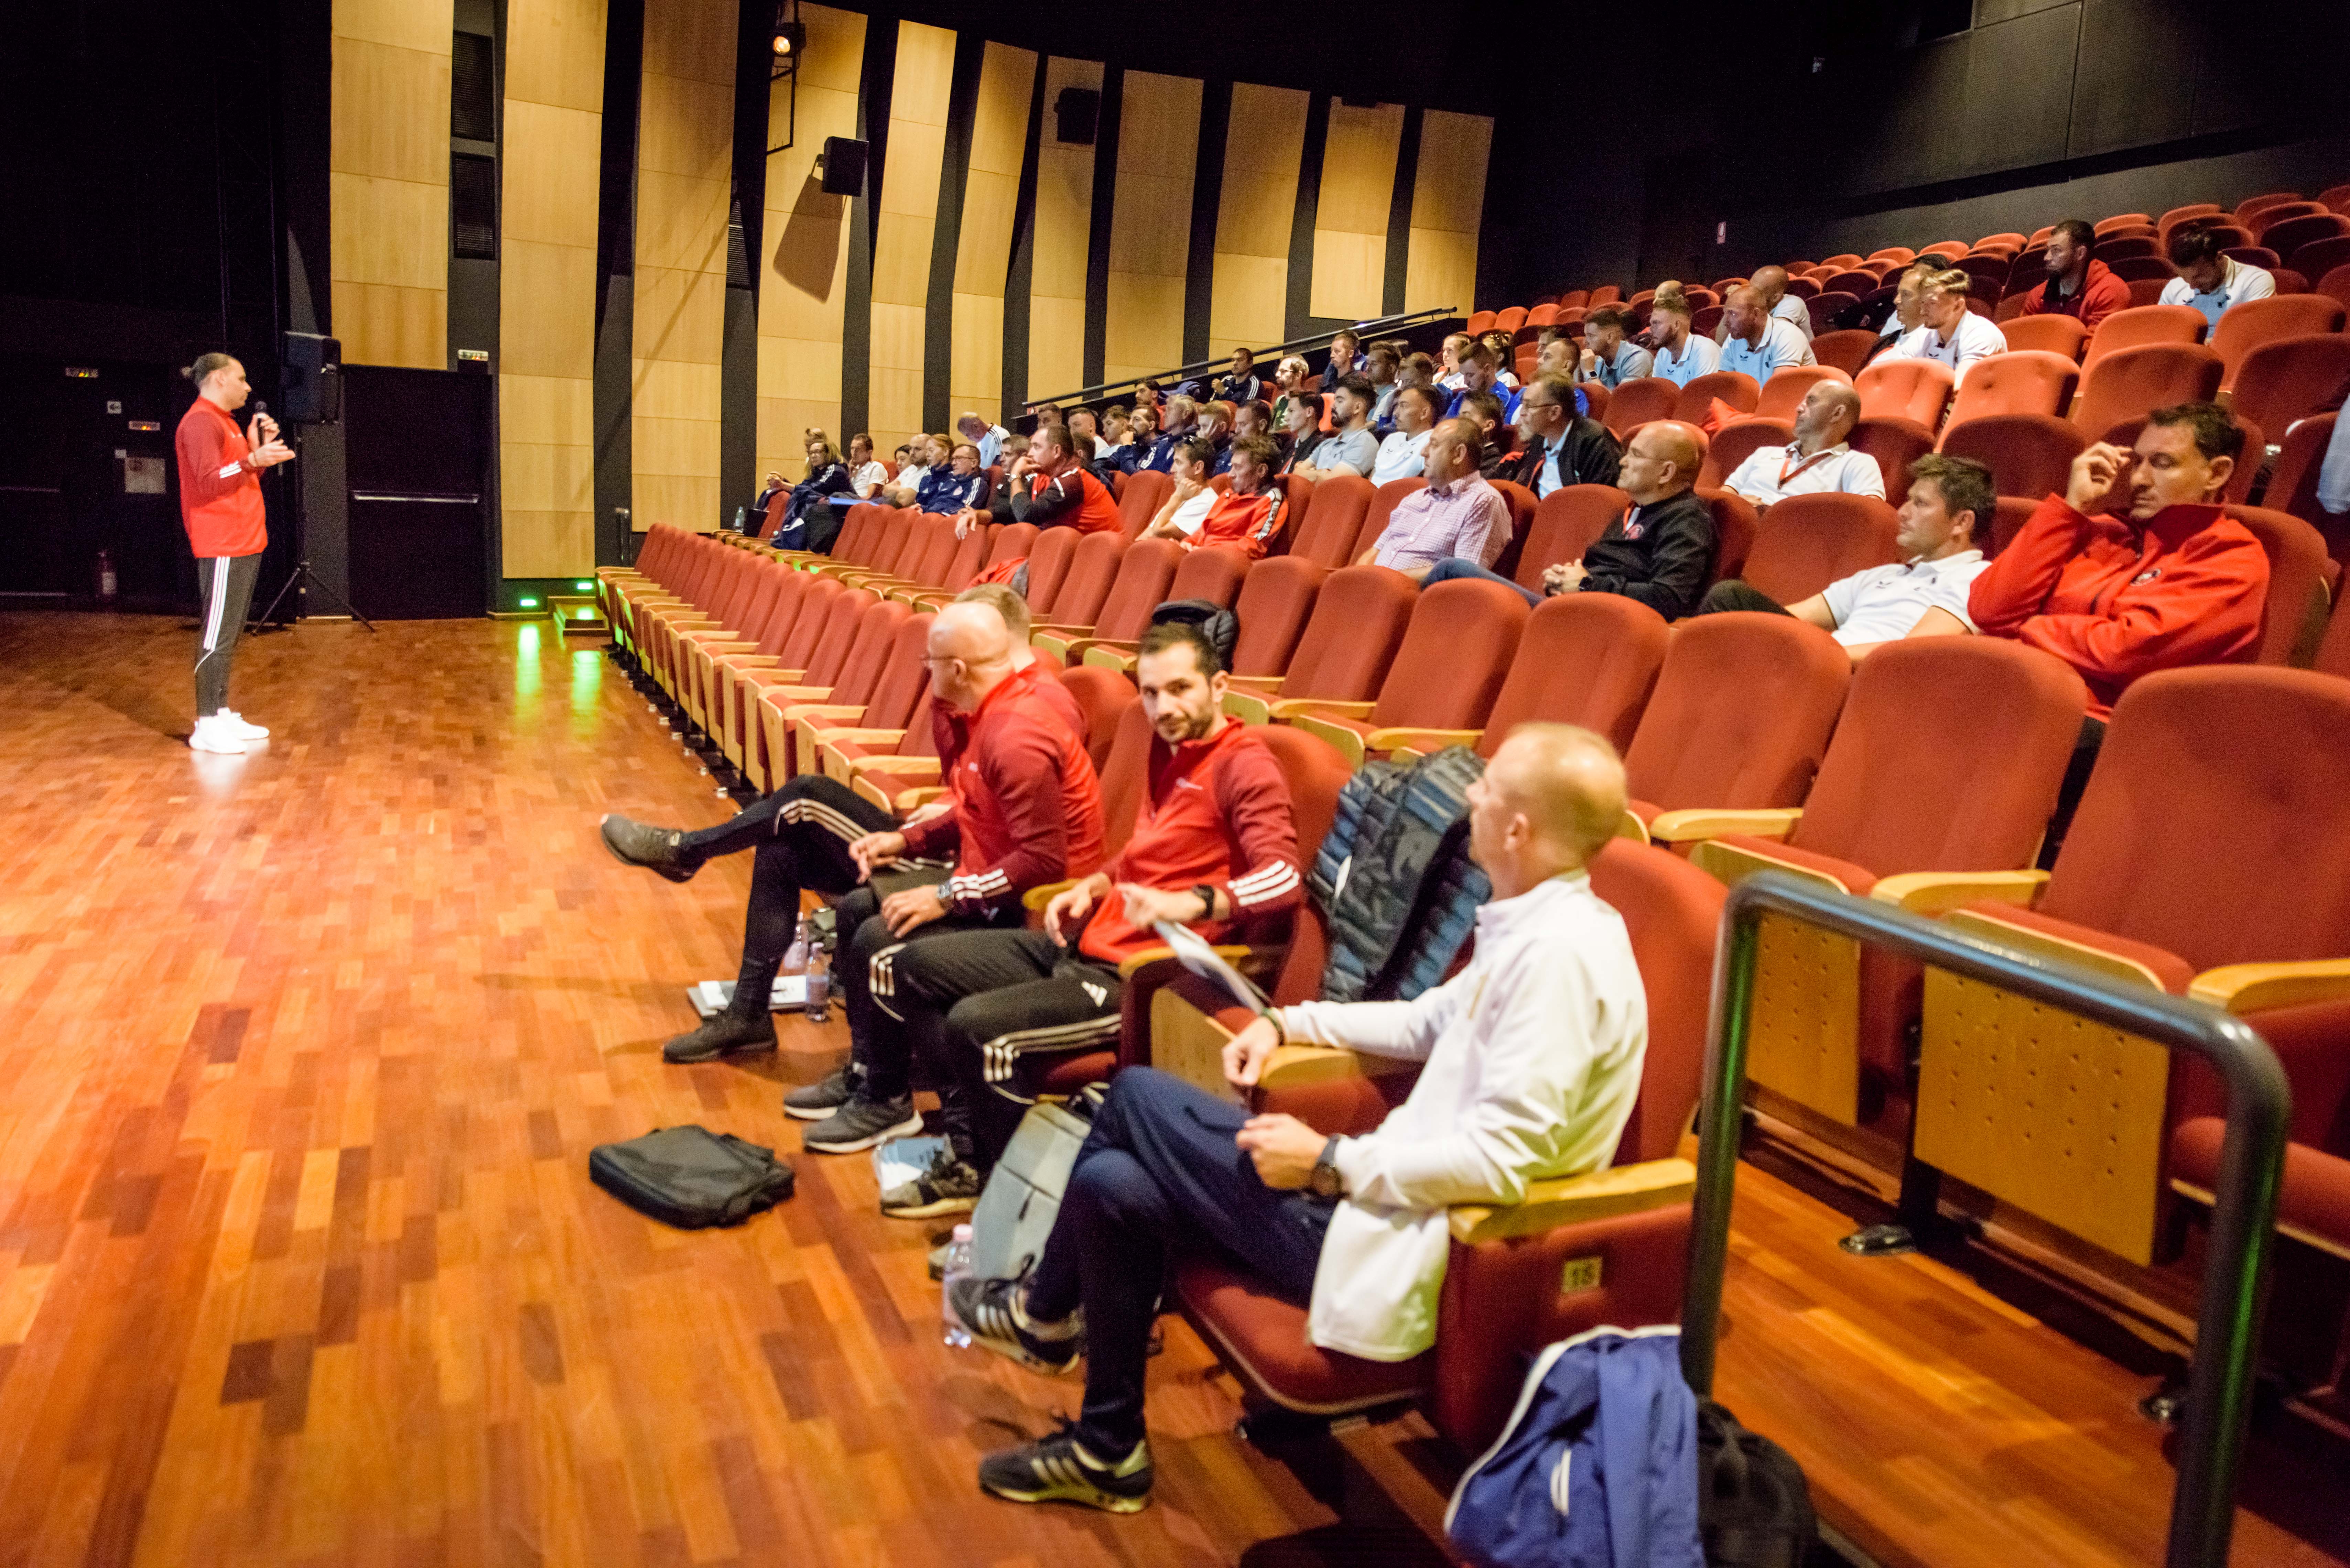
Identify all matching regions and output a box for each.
[804,941,830,1023]
[940,1223,974,1347]
[781,915,809,979]
[95,550,117,605]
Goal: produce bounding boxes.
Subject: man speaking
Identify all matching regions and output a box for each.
[175,352,294,753]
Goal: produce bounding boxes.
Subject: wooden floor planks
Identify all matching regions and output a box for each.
[0,609,2340,1568]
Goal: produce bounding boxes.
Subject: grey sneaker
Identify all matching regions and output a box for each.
[799,1092,922,1154]
[977,1422,1149,1512]
[661,1006,777,1064]
[783,1060,861,1121]
[947,1275,1083,1375]
[879,1147,984,1219]
[599,815,698,883]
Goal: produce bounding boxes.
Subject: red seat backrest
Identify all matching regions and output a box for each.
[1485,480,1541,581]
[1623,612,1852,814]
[1740,493,1904,606]
[1849,415,1938,502]
[1087,538,1183,641]
[859,612,938,728]
[1286,474,1374,568]
[1996,314,2089,361]
[1228,555,1328,678]
[2072,343,2224,442]
[1274,565,1417,702]
[1854,358,1955,429]
[1054,664,1136,772]
[1601,377,1679,438]
[1021,528,1082,617]
[1514,485,1629,591]
[2223,503,2332,666]
[1810,328,1881,377]
[1476,593,1668,756]
[2081,304,2208,377]
[1587,840,1726,1166]
[1945,350,2081,425]
[1118,470,1175,538]
[796,587,880,688]
[1936,413,2087,502]
[1673,372,1761,425]
[1365,578,1530,730]
[1166,543,1250,608]
[1045,534,1129,629]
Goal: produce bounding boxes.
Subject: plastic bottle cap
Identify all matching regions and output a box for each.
[952,1223,973,1241]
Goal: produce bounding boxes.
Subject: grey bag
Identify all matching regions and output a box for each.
[970,1099,1094,1281]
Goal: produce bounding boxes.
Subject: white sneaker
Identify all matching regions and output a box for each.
[189,715,248,754]
[216,710,270,740]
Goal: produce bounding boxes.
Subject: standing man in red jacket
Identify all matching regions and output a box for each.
[1969,400,2267,853]
[2014,220,2131,334]
[854,619,1302,1220]
[174,353,294,752]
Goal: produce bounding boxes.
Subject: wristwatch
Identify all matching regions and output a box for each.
[1192,883,1219,921]
[1308,1135,1347,1199]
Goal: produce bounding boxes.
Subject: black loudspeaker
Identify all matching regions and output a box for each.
[281,332,342,424]
[1054,86,1099,145]
[820,136,868,195]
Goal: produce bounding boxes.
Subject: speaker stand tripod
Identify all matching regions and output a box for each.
[253,557,376,632]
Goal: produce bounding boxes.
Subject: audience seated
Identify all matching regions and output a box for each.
[1425,422,1713,617]
[1325,327,1367,381]
[1751,265,1816,342]
[914,442,989,515]
[950,722,1642,1516]
[1357,418,1512,580]
[2015,219,2130,332]
[1649,290,1722,387]
[1720,285,1819,381]
[1579,307,1655,388]
[1137,437,1218,543]
[1211,347,1262,406]
[963,423,1124,537]
[769,435,853,548]
[957,411,1011,469]
[888,432,942,505]
[1233,398,1275,447]
[1698,452,1992,663]
[1856,261,1938,373]
[1276,393,1327,475]
[1114,404,1171,475]
[1460,389,1520,477]
[1190,435,1290,557]
[1498,373,1622,496]
[1445,339,1523,423]
[1877,268,2005,383]
[1721,382,1883,507]
[1366,343,1403,425]
[1291,376,1380,479]
[1371,383,1442,482]
[1534,329,1577,383]
[1437,332,1474,390]
[1199,400,1238,475]
[2161,222,2276,330]
[1067,408,1107,460]
[1483,331,1524,389]
[1269,358,1312,429]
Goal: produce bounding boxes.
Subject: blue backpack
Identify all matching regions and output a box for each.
[1445,1326,1703,1568]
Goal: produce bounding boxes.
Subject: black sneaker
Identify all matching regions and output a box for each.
[977,1421,1150,1513]
[661,1006,778,1064]
[946,1276,1083,1375]
[879,1147,984,1219]
[799,1092,922,1154]
[782,1060,861,1121]
[600,815,697,883]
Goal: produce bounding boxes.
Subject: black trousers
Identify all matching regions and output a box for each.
[874,926,1124,1169]
[195,553,262,715]
[1694,579,1793,617]
[1027,1067,1335,1455]
[2040,716,2107,868]
[675,775,1010,1054]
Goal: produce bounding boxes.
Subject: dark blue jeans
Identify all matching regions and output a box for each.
[1421,555,1543,606]
[1027,1067,1335,1453]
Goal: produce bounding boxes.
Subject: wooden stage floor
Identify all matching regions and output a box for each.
[1,611,2343,1567]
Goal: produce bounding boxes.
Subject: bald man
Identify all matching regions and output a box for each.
[598,601,1107,1135]
[1750,264,1815,342]
[950,722,1650,1515]
[1423,421,1717,617]
[1719,285,1817,382]
[1720,379,1883,508]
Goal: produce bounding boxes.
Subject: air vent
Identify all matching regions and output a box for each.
[452,31,496,141]
[452,153,497,259]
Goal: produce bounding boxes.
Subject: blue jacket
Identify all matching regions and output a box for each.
[915,468,988,514]
[1447,1327,1701,1568]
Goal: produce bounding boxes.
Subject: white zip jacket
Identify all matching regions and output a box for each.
[1276,869,1648,1361]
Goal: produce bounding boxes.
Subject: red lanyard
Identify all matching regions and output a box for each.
[1777,447,1838,487]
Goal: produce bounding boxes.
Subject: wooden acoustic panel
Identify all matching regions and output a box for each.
[1026,56,1102,405]
[949,42,1038,424]
[1310,101,1403,322]
[1104,72,1202,388]
[757,3,865,481]
[1405,108,1491,315]
[1210,84,1308,356]
[329,0,453,369]
[865,21,957,455]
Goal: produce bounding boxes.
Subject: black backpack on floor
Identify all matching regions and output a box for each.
[589,1126,796,1228]
[1696,1400,1816,1568]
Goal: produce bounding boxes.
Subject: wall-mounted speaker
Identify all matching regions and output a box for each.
[1054,86,1099,146]
[820,136,868,195]
[280,332,341,425]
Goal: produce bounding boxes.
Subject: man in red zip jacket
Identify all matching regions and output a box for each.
[597,599,1105,1123]
[2013,220,2131,334]
[1969,400,2267,851]
[857,619,1303,1220]
[174,353,295,752]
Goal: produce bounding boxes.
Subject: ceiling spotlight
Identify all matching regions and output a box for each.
[772,20,805,55]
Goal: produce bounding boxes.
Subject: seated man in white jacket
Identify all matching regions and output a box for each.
[948,722,1648,1513]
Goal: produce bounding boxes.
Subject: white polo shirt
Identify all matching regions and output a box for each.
[1884,311,2007,383]
[1372,428,1431,484]
[1770,293,1815,341]
[1163,486,1215,537]
[1652,335,1721,388]
[1723,440,1886,508]
[1719,318,1817,381]
[1818,550,1990,646]
[2160,258,2277,332]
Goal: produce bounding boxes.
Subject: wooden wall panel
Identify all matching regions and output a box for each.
[1405,109,1493,316]
[758,4,866,479]
[949,43,1038,426]
[1026,56,1102,405]
[498,0,604,578]
[631,0,736,532]
[1103,72,1202,387]
[1309,100,1404,322]
[865,22,957,455]
[1209,84,1308,358]
[329,0,453,369]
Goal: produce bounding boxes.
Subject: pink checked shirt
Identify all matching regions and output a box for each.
[1368,473,1512,572]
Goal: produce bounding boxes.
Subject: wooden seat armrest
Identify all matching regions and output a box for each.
[1255,1042,1421,1090]
[849,755,941,777]
[755,685,831,704]
[1223,688,1279,724]
[1286,713,1369,768]
[1226,676,1284,695]
[895,786,950,808]
[1645,807,1803,846]
[1113,942,1259,980]
[1866,869,2049,915]
[1447,1157,1699,1245]
[688,638,757,653]
[786,704,870,722]
[1062,636,1137,660]
[2188,959,2350,1014]
[738,666,809,683]
[819,728,907,748]
[1081,646,1141,672]
[1366,727,1482,754]
[717,654,784,669]
[1267,698,1375,720]
[1687,837,1851,893]
[1022,879,1077,912]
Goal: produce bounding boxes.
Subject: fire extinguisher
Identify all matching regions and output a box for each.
[96,549,118,605]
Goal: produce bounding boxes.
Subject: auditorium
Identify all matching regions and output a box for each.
[8,0,2350,1560]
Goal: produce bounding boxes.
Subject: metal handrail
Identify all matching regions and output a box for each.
[1682,873,2289,1568]
[1023,306,1461,415]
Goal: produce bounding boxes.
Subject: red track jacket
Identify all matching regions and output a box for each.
[1968,494,2269,718]
[1077,718,1303,966]
[2014,259,2132,334]
[899,663,1106,912]
[174,395,268,558]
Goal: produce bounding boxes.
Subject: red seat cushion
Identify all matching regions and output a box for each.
[1173,1255,1432,1413]
[2172,1118,2350,1253]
